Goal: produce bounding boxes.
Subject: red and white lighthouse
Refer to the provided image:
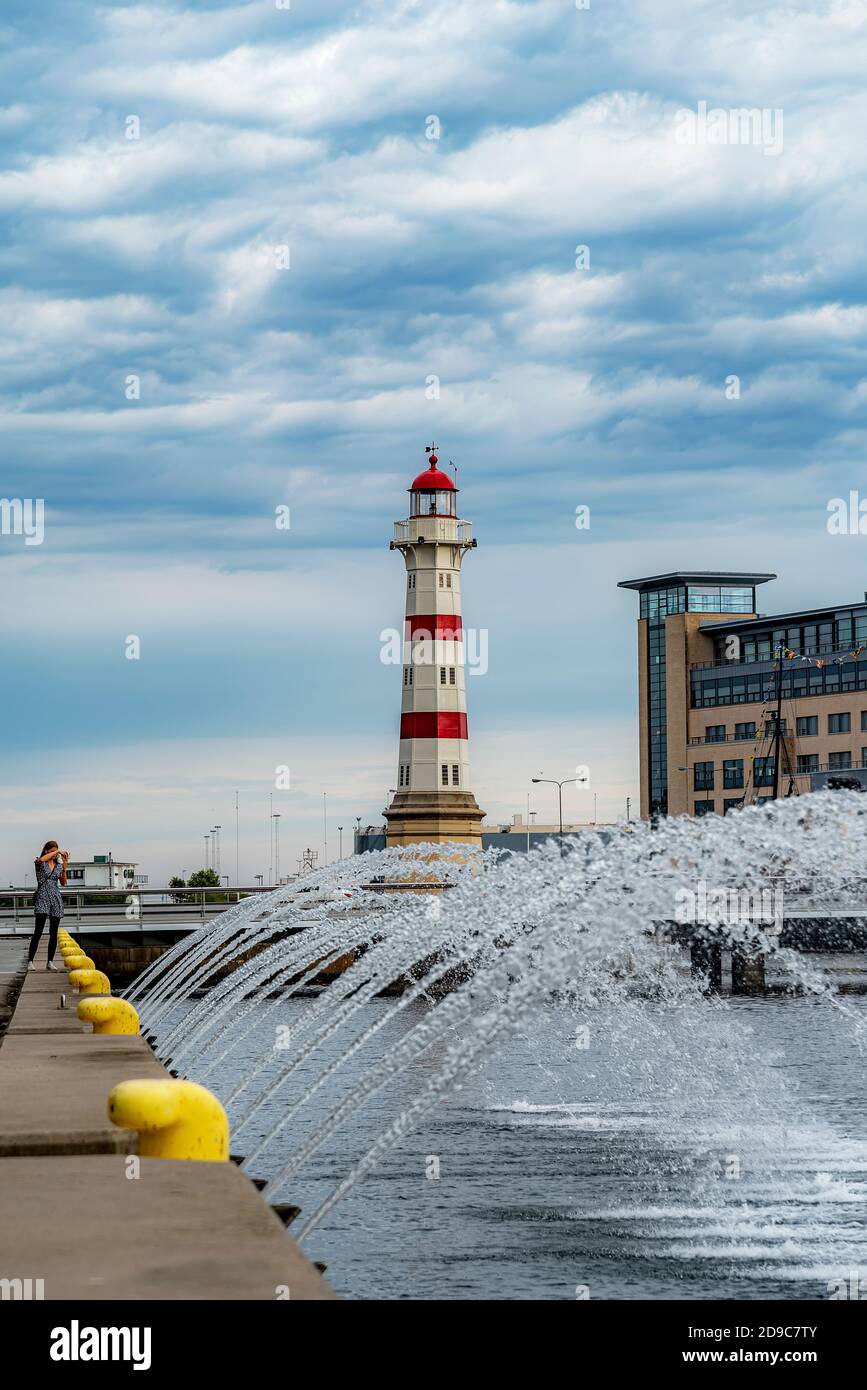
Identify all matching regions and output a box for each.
[384,448,485,847]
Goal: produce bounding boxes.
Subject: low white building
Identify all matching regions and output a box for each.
[65,855,147,889]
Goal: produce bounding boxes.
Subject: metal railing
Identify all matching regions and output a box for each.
[392,519,474,544]
[691,643,866,672]
[0,884,273,930]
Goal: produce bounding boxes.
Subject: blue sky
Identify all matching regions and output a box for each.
[2,0,867,882]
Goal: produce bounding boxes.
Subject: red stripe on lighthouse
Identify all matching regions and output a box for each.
[400,712,468,740]
[405,614,463,640]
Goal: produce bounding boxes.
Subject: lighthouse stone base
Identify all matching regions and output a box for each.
[384,791,485,847]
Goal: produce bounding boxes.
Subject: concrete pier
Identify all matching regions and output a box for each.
[0,935,334,1300]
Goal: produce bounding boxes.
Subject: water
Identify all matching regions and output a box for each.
[152,992,867,1299]
[137,794,867,1300]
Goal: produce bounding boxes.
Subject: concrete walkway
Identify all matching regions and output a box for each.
[0,1156,332,1300]
[0,937,334,1299]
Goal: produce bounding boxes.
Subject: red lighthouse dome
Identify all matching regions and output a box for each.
[408,450,456,517]
[410,453,455,491]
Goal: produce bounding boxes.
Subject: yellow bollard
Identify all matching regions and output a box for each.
[107,1079,229,1161]
[77,997,140,1035]
[68,968,111,995]
[64,954,95,972]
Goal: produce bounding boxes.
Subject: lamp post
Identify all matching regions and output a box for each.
[338,826,343,859]
[273,813,281,882]
[531,776,584,853]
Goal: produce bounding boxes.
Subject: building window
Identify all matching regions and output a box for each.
[447,574,452,587]
[829,751,852,770]
[694,762,714,791]
[862,712,867,732]
[407,573,415,590]
[405,764,410,786]
[754,757,775,787]
[764,716,787,737]
[440,666,446,684]
[723,799,742,815]
[441,764,449,786]
[706,725,725,743]
[404,666,413,686]
[438,573,444,588]
[862,748,867,769]
[797,716,817,737]
[449,667,456,684]
[797,754,819,773]
[694,800,715,816]
[734,722,756,740]
[829,713,851,735]
[723,759,743,789]
[398,765,404,787]
[452,765,460,786]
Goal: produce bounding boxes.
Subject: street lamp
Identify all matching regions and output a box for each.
[338,826,343,859]
[532,775,586,851]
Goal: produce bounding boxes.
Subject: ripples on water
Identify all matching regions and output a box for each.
[155,993,867,1300]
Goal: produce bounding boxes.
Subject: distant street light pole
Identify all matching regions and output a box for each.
[235,790,239,887]
[213,825,221,876]
[323,792,328,866]
[532,776,583,853]
[273,814,281,882]
[204,834,209,870]
[338,826,343,859]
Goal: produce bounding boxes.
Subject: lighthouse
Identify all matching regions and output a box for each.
[384,447,485,847]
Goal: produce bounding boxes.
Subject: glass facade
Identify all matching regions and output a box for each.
[639,581,759,815]
[686,585,755,613]
[692,660,867,708]
[712,608,867,664]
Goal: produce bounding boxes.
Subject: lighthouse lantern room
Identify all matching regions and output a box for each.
[384,447,485,847]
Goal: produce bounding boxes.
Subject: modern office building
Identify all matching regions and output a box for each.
[618,572,867,819]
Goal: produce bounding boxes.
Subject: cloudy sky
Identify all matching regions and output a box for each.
[1,0,866,883]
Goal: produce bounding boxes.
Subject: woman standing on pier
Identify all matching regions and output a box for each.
[28,841,68,972]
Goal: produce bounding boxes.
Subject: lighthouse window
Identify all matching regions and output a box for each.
[438,574,444,588]
[404,666,413,686]
[441,764,449,786]
[449,667,456,684]
[407,574,416,590]
[446,574,452,588]
[451,765,460,786]
[440,666,446,684]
